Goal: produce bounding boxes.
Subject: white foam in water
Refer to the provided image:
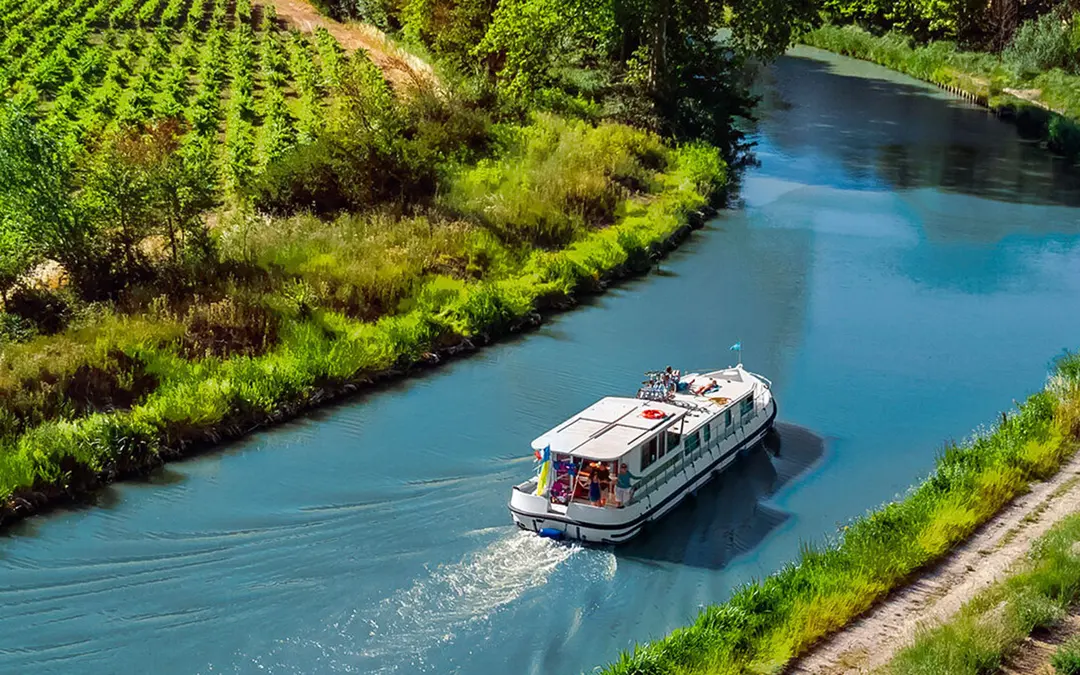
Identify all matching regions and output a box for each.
[233,531,587,674]
[355,531,581,672]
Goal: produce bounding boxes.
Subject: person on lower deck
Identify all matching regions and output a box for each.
[588,472,603,506]
[614,463,639,507]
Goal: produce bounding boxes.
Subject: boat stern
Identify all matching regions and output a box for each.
[509,481,549,531]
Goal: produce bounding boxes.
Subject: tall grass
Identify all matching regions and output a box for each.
[602,353,1080,674]
[445,114,670,249]
[890,510,1080,674]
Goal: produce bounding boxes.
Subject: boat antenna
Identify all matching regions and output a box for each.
[730,340,742,367]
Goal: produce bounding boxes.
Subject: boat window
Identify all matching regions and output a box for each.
[666,430,681,453]
[685,431,700,453]
[703,423,711,444]
[641,436,658,470]
[740,396,753,416]
[725,409,732,427]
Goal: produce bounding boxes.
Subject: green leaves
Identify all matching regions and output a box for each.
[477,0,615,100]
[0,106,87,269]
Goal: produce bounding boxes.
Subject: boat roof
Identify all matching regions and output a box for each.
[531,397,687,461]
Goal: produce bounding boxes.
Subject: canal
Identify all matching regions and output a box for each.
[3,46,1080,674]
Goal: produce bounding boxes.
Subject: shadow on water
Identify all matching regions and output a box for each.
[749,53,1080,212]
[618,422,826,570]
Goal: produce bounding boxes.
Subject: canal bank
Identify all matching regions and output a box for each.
[4,47,1080,675]
[0,150,723,531]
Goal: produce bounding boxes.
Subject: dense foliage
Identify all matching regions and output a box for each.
[310,0,817,162]
[0,0,735,516]
[819,0,1078,51]
[1003,7,1080,77]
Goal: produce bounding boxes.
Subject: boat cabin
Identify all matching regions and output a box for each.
[530,397,688,507]
[528,368,762,508]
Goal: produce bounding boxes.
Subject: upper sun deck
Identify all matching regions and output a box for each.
[530,397,687,461]
[666,367,760,433]
[529,367,765,462]
[676,367,756,408]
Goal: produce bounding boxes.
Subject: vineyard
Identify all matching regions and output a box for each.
[0,0,346,190]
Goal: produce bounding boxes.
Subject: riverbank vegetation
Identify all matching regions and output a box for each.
[803,1,1080,159]
[603,352,1080,674]
[0,0,821,518]
[887,510,1080,674]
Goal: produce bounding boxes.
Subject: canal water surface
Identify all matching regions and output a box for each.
[4,46,1080,674]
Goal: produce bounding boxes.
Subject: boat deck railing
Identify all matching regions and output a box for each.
[630,393,769,503]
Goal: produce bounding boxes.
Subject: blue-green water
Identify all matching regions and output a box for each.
[4,46,1080,674]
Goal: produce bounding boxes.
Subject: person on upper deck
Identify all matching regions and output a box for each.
[614,463,639,507]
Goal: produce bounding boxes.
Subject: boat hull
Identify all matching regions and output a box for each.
[509,396,777,544]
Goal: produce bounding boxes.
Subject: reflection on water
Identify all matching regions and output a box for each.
[623,424,825,570]
[754,48,1080,210]
[3,46,1080,675]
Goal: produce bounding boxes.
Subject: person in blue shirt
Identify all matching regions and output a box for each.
[614,463,639,507]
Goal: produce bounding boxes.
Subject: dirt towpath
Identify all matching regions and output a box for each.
[788,450,1080,674]
[264,0,438,92]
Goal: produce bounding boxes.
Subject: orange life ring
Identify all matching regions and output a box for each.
[642,409,666,420]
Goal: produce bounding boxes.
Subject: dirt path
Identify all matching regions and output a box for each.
[263,0,437,92]
[1002,87,1064,116]
[788,451,1080,674]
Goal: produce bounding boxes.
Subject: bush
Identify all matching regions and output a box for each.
[248,57,491,215]
[1004,11,1077,78]
[1054,637,1080,675]
[4,286,71,335]
[446,114,668,248]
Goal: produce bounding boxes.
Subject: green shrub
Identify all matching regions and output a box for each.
[446,114,668,248]
[1053,636,1080,675]
[1004,11,1077,78]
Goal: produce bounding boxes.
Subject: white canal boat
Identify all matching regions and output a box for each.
[509,363,777,544]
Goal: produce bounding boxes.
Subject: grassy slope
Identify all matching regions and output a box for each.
[889,510,1080,674]
[801,25,1080,158]
[601,355,1080,674]
[0,113,726,520]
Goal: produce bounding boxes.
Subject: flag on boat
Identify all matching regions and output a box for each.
[730,342,741,351]
[535,445,552,496]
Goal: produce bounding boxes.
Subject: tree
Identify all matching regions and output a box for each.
[475,0,616,99]
[149,127,218,265]
[0,106,91,273]
[78,121,218,287]
[80,131,157,274]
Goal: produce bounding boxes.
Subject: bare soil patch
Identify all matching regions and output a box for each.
[1001,611,1080,675]
[788,451,1080,674]
[1003,88,1059,114]
[262,0,438,91]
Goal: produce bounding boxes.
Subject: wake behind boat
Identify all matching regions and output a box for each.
[508,362,777,544]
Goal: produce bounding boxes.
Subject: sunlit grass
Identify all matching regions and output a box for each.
[890,511,1080,674]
